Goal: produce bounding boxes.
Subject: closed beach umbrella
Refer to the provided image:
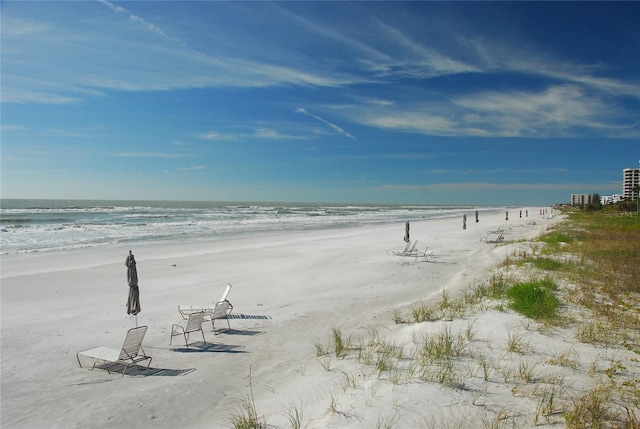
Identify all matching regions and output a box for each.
[125,251,141,316]
[404,221,410,243]
[463,214,467,230]
[475,210,479,223]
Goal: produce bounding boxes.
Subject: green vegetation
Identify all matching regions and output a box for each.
[518,256,564,271]
[506,278,560,321]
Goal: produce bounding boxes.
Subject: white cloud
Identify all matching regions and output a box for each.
[296,107,358,142]
[199,126,303,142]
[3,1,638,143]
[253,128,304,140]
[2,3,359,104]
[199,131,239,141]
[342,83,638,138]
[1,124,27,132]
[98,0,170,38]
[113,152,187,158]
[177,165,206,171]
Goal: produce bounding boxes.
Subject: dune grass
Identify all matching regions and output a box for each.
[505,278,560,321]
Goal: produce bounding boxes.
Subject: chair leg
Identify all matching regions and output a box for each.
[200,329,206,344]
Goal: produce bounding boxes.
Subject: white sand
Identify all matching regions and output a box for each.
[1,209,593,428]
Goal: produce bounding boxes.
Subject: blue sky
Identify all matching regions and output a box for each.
[2,1,639,205]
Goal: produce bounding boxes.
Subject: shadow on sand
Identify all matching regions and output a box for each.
[81,363,196,377]
[170,342,246,353]
[212,328,264,336]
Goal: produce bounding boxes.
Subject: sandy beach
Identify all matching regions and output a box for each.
[2,210,577,428]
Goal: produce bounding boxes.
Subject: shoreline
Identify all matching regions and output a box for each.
[1,209,561,428]
[0,199,512,257]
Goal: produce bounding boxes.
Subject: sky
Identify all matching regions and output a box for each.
[1,1,639,206]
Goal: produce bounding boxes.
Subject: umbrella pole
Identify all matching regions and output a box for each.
[129,313,138,327]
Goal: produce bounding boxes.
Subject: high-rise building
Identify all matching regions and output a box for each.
[623,167,639,200]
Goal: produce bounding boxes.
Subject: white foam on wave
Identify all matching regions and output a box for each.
[0,200,498,255]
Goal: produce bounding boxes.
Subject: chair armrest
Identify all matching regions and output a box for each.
[177,306,188,320]
[171,324,185,333]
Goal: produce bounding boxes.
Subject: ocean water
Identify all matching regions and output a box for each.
[0,199,495,255]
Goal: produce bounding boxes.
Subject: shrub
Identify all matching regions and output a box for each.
[506,279,560,321]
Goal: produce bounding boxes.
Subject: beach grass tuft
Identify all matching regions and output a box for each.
[228,395,266,429]
[284,404,305,429]
[518,256,564,271]
[505,278,560,321]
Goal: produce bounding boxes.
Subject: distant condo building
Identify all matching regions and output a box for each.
[600,194,622,205]
[571,194,594,206]
[623,167,639,200]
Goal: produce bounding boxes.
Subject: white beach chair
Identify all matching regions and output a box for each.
[209,300,233,334]
[178,283,232,319]
[393,241,419,256]
[489,225,505,234]
[77,326,152,376]
[396,241,411,254]
[415,246,430,262]
[178,283,234,333]
[170,311,207,348]
[481,230,505,243]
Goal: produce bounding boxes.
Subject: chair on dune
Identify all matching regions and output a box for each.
[77,325,152,376]
[170,311,206,348]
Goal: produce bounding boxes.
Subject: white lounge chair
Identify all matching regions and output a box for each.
[170,311,206,348]
[178,283,232,319]
[393,241,419,256]
[396,241,411,254]
[77,326,152,376]
[481,227,505,243]
[416,246,430,261]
